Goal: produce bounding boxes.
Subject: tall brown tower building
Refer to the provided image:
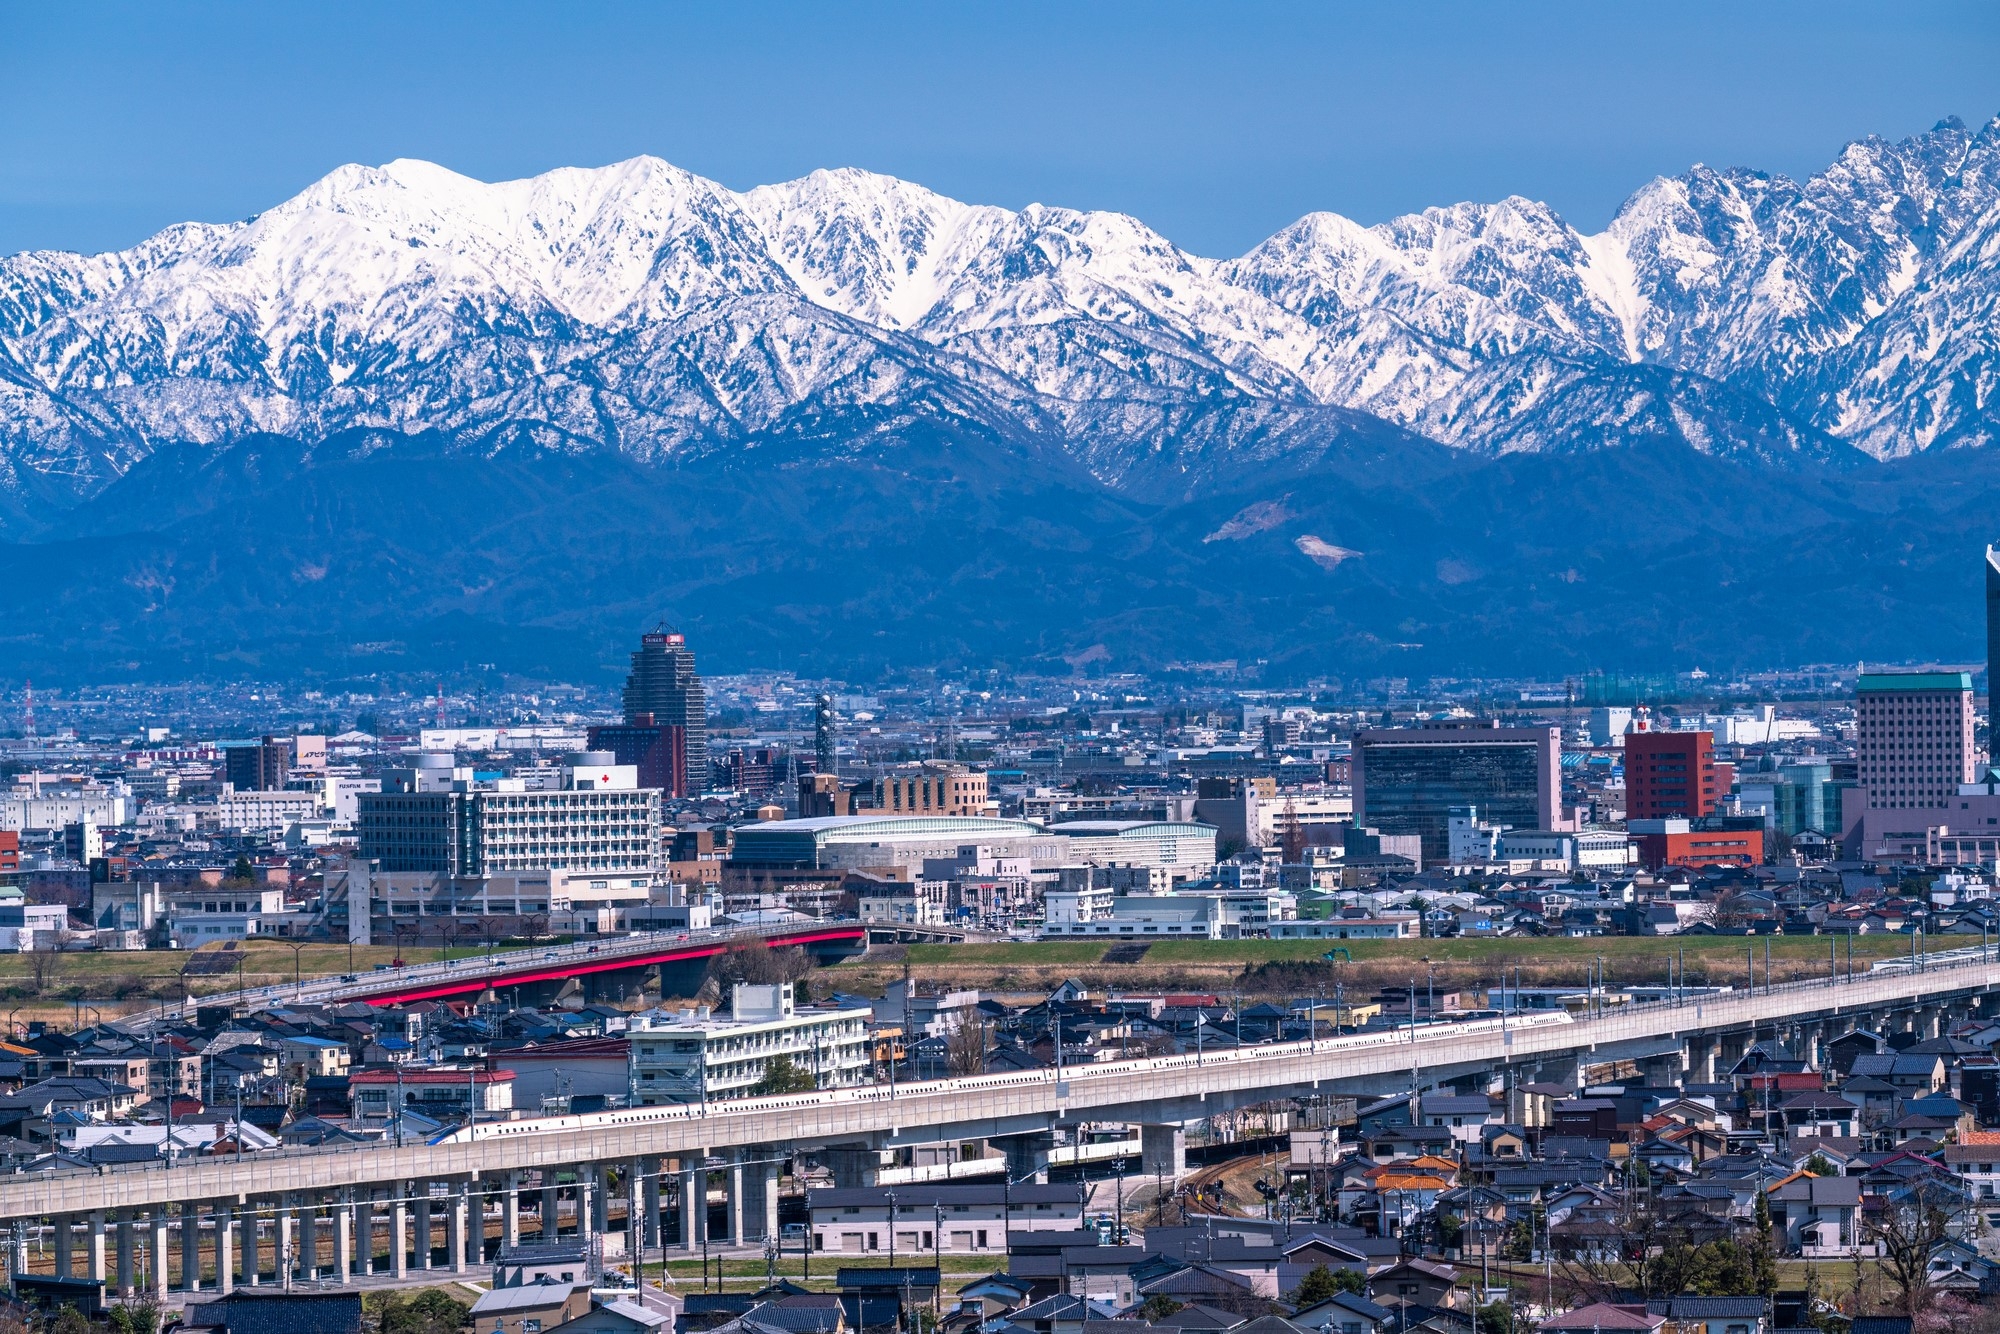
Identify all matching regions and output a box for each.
[619,630,706,797]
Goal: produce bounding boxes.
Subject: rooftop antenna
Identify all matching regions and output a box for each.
[21,680,33,741]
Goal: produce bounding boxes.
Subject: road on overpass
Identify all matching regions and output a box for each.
[161,920,872,1014]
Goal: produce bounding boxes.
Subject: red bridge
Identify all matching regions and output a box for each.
[345,923,870,1007]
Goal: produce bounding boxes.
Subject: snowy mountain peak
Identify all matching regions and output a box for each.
[3,114,1999,505]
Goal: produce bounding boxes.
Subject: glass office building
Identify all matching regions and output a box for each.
[1354,723,1561,864]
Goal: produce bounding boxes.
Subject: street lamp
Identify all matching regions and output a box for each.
[284,939,310,998]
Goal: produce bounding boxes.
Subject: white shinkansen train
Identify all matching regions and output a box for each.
[432,1007,1573,1146]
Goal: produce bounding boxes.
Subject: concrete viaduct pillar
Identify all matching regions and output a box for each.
[53,1216,71,1279]
[357,1194,375,1278]
[147,1208,168,1298]
[247,1203,265,1286]
[641,1160,661,1250]
[679,1154,703,1250]
[541,1173,560,1240]
[180,1203,200,1292]
[297,1200,316,1282]
[415,1182,433,1270]
[333,1193,352,1284]
[761,1153,781,1245]
[624,1160,644,1263]
[116,1212,135,1295]
[1638,1052,1682,1087]
[997,1133,1054,1185]
[576,1166,598,1245]
[276,1202,295,1286]
[502,1172,520,1250]
[214,1204,233,1294]
[821,1146,881,1190]
[725,1153,744,1245]
[1141,1124,1187,1182]
[447,1179,468,1274]
[391,1191,408,1280]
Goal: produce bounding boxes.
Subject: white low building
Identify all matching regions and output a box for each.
[211,789,324,834]
[1448,807,1509,862]
[1270,913,1421,940]
[1043,881,1114,929]
[1500,828,1635,871]
[627,983,872,1105]
[1,784,127,832]
[166,886,311,942]
[1049,820,1219,876]
[856,880,947,926]
[809,1182,1083,1256]
[1041,893,1222,939]
[0,900,73,950]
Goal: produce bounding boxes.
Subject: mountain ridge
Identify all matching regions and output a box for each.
[3,114,1998,519]
[4,118,2000,679]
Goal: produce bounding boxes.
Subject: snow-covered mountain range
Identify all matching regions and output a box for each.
[3,114,1998,516]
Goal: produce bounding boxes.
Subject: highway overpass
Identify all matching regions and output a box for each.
[172,920,872,1013]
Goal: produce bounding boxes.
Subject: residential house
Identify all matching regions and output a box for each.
[1541,1306,1666,1334]
[1651,1296,1766,1334]
[1765,1174,1867,1257]
[1368,1259,1462,1310]
[468,1284,591,1334]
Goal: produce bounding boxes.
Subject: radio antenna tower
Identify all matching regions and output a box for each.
[21,680,34,741]
[434,685,446,731]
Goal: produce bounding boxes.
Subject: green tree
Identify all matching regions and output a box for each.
[1477,1301,1516,1334]
[1751,1190,1778,1297]
[50,1308,90,1334]
[1333,1267,1366,1295]
[109,1297,162,1334]
[1648,1237,1756,1297]
[230,855,255,883]
[1135,1296,1185,1321]
[371,1289,470,1334]
[1289,1265,1344,1308]
[1805,1152,1835,1178]
[749,1055,818,1095]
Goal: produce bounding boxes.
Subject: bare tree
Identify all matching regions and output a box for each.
[25,939,59,995]
[1554,1190,1659,1304]
[710,942,813,988]
[1866,1178,1970,1317]
[946,1016,990,1077]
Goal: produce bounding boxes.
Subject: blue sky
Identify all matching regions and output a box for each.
[4,1,1998,258]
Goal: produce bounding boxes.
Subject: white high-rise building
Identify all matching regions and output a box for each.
[356,752,661,908]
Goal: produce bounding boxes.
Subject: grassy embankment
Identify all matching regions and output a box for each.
[0,940,464,1025]
[830,934,1929,1000]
